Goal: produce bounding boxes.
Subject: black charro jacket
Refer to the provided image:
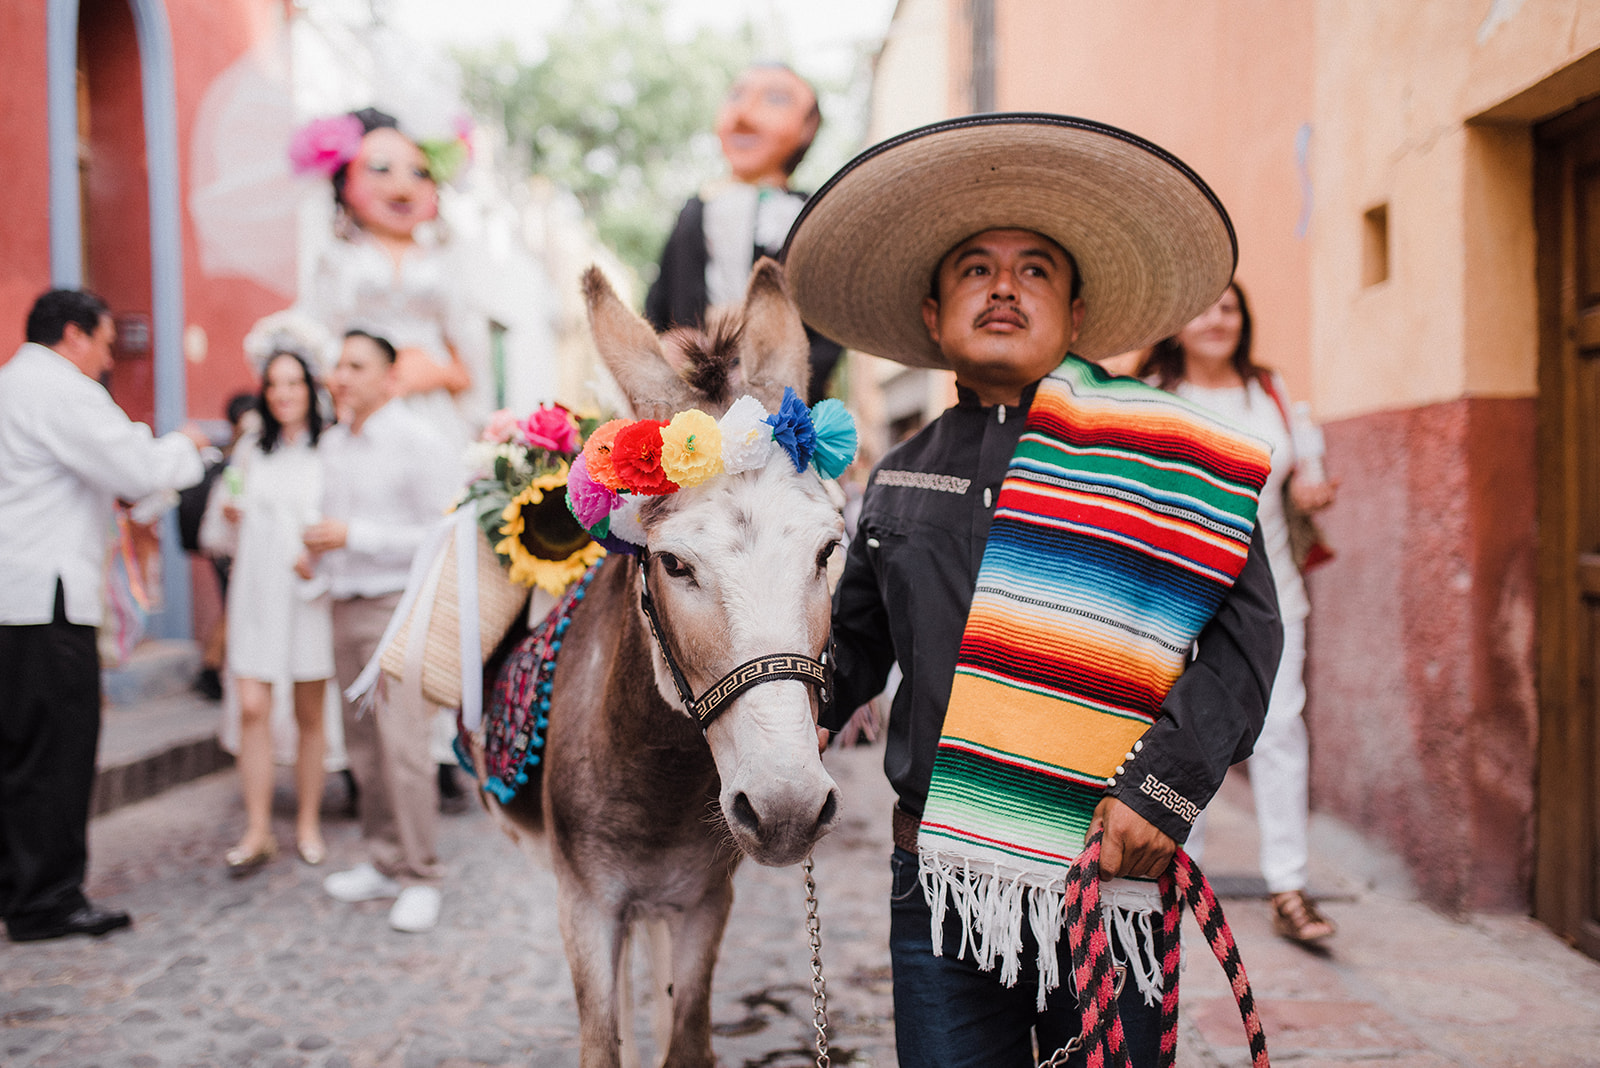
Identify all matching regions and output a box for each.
[825,379,1284,844]
[645,195,844,403]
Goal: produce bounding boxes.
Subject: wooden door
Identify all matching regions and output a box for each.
[1535,97,1600,959]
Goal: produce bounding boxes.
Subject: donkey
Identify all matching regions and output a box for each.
[481,259,845,1067]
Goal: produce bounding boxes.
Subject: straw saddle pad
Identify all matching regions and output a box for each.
[379,531,530,709]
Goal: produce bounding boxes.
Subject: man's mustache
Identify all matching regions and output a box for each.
[975,304,1028,328]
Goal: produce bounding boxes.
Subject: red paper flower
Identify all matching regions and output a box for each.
[611,420,677,495]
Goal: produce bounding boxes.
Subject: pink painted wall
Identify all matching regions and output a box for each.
[170,0,291,423]
[1307,399,1538,911]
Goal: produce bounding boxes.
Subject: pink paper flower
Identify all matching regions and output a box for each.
[566,453,621,528]
[518,405,580,454]
[289,114,365,178]
[481,409,519,443]
[452,114,477,163]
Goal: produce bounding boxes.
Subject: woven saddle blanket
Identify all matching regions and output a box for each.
[456,562,601,803]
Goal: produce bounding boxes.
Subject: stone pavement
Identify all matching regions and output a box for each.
[4,741,1599,1067]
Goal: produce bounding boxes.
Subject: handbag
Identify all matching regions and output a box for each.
[1258,374,1334,573]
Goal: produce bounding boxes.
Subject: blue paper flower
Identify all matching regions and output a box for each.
[808,399,858,480]
[765,387,816,472]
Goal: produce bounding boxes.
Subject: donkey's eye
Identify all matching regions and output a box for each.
[816,541,839,571]
[658,552,694,580]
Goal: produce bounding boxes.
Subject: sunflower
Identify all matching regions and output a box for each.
[496,467,606,594]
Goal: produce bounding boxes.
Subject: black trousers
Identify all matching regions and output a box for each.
[0,581,101,938]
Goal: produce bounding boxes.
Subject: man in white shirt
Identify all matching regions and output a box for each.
[1,289,206,942]
[302,329,458,933]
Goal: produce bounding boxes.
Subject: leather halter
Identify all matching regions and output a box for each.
[636,552,834,732]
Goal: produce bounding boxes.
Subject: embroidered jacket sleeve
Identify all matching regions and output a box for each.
[1103,525,1282,842]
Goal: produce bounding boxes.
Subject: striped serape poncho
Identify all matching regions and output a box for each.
[917,355,1272,1002]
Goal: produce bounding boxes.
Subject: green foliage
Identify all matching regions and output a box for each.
[459,0,753,284]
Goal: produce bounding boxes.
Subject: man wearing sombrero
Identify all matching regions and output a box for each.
[786,115,1283,1064]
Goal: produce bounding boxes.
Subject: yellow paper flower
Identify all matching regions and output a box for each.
[495,466,606,594]
[659,409,724,489]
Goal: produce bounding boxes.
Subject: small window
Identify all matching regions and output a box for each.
[489,320,509,409]
[1362,203,1390,287]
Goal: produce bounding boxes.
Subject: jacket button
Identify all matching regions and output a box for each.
[983,488,993,508]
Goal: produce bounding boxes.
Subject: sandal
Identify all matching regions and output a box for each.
[224,836,278,878]
[297,837,327,866]
[1271,889,1336,944]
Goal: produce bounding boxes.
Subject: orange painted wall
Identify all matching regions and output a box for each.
[0,4,55,356]
[986,0,1315,399]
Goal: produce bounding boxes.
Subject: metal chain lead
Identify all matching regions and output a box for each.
[802,853,829,1068]
[1035,966,1127,1067]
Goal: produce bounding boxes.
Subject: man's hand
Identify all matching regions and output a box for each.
[833,698,882,747]
[302,519,348,553]
[1288,471,1339,512]
[179,422,213,450]
[1089,797,1175,881]
[293,551,318,581]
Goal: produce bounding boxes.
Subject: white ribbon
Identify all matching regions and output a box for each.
[345,508,487,728]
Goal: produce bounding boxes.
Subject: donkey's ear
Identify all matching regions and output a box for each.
[736,258,812,407]
[582,266,695,420]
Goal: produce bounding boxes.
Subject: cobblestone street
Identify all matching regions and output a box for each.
[2,744,899,1068]
[6,740,1600,1067]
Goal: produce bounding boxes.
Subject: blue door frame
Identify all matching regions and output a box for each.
[48,0,192,641]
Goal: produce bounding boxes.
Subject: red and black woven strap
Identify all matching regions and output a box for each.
[1053,832,1269,1068]
[1063,832,1131,1067]
[1156,849,1269,1068]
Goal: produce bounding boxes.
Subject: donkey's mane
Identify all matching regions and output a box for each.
[664,310,744,411]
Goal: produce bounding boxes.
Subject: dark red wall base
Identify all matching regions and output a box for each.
[1306,396,1537,913]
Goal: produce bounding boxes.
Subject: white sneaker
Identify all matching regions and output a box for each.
[388,885,441,933]
[323,863,401,903]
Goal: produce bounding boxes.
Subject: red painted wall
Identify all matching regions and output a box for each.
[82,0,157,425]
[0,0,289,416]
[0,4,55,357]
[1306,398,1538,912]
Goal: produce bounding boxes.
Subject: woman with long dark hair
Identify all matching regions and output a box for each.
[1141,282,1340,945]
[202,349,333,874]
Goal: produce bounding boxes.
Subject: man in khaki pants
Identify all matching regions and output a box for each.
[301,330,458,932]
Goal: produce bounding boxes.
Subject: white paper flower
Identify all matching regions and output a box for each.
[608,494,648,547]
[463,441,500,477]
[719,396,776,475]
[243,310,334,377]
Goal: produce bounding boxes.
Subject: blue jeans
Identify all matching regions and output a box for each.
[889,847,1161,1068]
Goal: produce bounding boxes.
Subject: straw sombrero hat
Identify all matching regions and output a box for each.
[781,113,1236,368]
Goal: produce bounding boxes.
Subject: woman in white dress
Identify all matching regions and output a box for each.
[203,351,333,873]
[1141,282,1340,945]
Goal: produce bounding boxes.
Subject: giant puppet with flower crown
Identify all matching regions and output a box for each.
[285,108,488,445]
